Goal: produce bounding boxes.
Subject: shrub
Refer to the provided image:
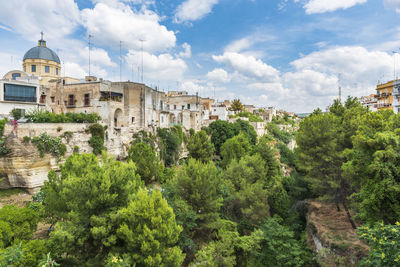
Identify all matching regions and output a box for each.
[89,136,104,155]
[22,136,31,143]
[10,109,22,120]
[0,138,10,156]
[73,146,80,153]
[88,123,105,155]
[358,222,400,266]
[24,109,101,123]
[0,118,6,136]
[31,133,67,160]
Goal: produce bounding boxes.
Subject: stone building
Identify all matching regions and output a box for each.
[165,91,215,130]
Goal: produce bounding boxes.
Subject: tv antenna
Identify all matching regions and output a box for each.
[338,73,342,103]
[120,40,123,82]
[88,34,93,77]
[139,39,145,83]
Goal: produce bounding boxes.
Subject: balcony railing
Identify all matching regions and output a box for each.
[4,96,37,103]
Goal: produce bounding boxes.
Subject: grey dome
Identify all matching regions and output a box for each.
[23,46,60,64]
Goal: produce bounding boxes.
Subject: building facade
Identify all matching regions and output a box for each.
[375,81,394,111]
[0,70,45,118]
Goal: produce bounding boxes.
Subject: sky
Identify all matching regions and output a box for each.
[0,0,399,112]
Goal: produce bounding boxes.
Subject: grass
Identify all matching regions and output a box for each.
[0,188,26,199]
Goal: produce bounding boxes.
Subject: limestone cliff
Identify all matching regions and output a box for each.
[0,133,58,194]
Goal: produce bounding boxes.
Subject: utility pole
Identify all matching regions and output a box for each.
[139,39,145,83]
[120,41,122,82]
[338,73,342,103]
[393,51,399,81]
[88,34,93,77]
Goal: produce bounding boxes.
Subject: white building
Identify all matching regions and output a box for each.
[0,70,44,118]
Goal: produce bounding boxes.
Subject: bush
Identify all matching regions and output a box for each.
[266,122,293,144]
[0,118,6,136]
[89,136,104,155]
[10,109,22,120]
[358,222,400,266]
[0,137,10,156]
[22,136,31,143]
[73,146,80,153]
[31,133,67,160]
[25,109,101,123]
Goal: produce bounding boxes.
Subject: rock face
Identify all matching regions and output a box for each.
[0,133,58,194]
[0,123,158,193]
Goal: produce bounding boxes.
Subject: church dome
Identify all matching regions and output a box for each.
[23,34,60,64]
[23,46,60,64]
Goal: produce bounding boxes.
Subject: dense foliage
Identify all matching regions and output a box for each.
[25,109,101,123]
[127,141,163,184]
[358,222,400,266]
[5,97,399,265]
[88,123,105,155]
[187,130,214,163]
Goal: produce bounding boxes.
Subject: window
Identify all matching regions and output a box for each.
[182,105,185,110]
[45,66,50,73]
[11,73,21,80]
[40,95,46,104]
[56,68,59,75]
[4,83,36,102]
[84,93,90,106]
[132,117,135,123]
[174,105,176,110]
[187,103,191,109]
[51,96,55,103]
[31,65,36,72]
[68,95,75,106]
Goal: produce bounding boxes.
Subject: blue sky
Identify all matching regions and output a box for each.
[0,0,399,112]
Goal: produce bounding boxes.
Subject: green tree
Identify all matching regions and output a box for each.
[187,130,214,163]
[295,112,343,207]
[229,99,244,113]
[43,153,144,264]
[209,120,237,154]
[114,189,185,267]
[166,159,223,242]
[220,133,251,168]
[127,141,163,184]
[253,217,304,267]
[0,205,39,247]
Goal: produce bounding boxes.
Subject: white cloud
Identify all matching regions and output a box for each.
[79,47,117,67]
[291,46,393,88]
[125,50,187,82]
[212,52,280,82]
[383,0,400,13]
[81,2,176,52]
[0,52,21,77]
[225,38,253,53]
[0,0,80,42]
[175,0,219,23]
[64,61,86,78]
[296,0,367,14]
[177,43,192,58]
[283,70,338,96]
[206,68,231,83]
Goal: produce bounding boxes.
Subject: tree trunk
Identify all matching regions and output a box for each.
[342,201,357,229]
